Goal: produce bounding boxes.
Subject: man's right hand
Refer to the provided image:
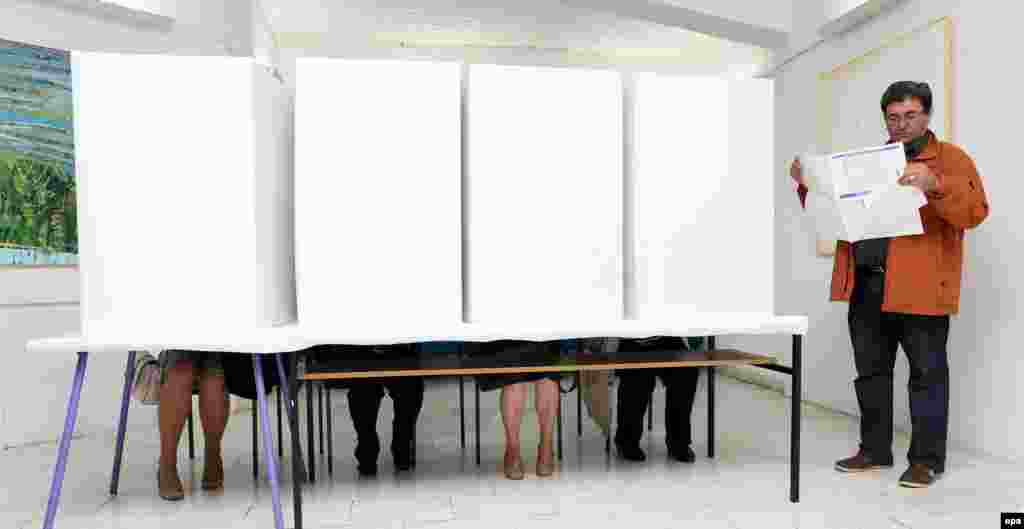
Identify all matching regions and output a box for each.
[790,156,805,187]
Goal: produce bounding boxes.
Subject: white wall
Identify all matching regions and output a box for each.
[0,0,263,448]
[726,0,1024,461]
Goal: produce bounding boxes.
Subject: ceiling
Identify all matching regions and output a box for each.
[262,0,779,71]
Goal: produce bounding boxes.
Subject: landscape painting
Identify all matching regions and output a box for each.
[0,38,77,266]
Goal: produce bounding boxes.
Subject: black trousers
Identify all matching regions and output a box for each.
[347,377,424,462]
[848,270,951,473]
[341,346,424,463]
[614,365,700,450]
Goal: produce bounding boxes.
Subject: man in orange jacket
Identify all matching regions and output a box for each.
[790,81,989,488]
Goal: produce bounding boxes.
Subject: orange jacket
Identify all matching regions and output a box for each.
[796,131,990,315]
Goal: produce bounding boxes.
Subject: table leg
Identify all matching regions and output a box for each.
[274,354,305,481]
[110,351,136,496]
[278,353,304,529]
[707,336,716,459]
[253,356,285,529]
[318,385,324,456]
[277,387,283,459]
[42,351,89,529]
[791,335,802,503]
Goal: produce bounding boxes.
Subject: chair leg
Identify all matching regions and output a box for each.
[318,384,324,456]
[576,373,582,438]
[459,376,466,451]
[605,375,613,455]
[187,407,195,460]
[42,352,89,529]
[252,396,259,480]
[306,381,315,483]
[253,356,286,529]
[475,379,481,467]
[648,398,653,432]
[557,389,563,461]
[326,386,333,476]
[110,351,136,496]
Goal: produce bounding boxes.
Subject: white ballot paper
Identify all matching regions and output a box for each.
[801,143,927,244]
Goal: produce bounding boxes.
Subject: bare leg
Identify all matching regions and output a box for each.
[500,383,528,478]
[198,372,229,489]
[158,360,196,500]
[533,378,558,474]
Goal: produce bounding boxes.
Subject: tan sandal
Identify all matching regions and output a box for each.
[536,446,555,477]
[504,457,525,480]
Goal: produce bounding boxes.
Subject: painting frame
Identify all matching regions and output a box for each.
[1,37,78,270]
[0,38,79,305]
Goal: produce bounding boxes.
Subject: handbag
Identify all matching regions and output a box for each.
[132,351,161,405]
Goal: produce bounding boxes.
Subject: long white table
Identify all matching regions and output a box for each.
[29,314,807,529]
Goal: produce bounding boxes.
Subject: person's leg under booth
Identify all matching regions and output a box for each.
[347,379,386,475]
[614,369,656,460]
[384,376,424,470]
[658,367,699,461]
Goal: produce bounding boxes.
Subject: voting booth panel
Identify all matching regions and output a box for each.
[465,64,623,325]
[72,53,295,336]
[294,59,462,329]
[629,75,774,319]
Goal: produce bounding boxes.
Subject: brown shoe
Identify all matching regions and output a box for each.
[158,465,185,501]
[835,452,893,473]
[898,464,939,488]
[201,453,224,491]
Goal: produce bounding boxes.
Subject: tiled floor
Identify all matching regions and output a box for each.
[3,375,1022,529]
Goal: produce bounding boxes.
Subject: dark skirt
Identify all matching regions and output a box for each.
[473,339,562,392]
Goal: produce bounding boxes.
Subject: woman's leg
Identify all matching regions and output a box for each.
[500,383,528,477]
[197,372,229,488]
[533,378,558,471]
[158,359,196,499]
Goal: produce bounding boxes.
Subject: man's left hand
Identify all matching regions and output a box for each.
[899,162,938,192]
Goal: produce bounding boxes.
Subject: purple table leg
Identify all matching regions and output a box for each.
[274,354,305,475]
[254,356,285,529]
[109,351,137,495]
[275,353,304,529]
[42,351,89,529]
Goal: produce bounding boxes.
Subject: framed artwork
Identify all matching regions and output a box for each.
[0,38,78,268]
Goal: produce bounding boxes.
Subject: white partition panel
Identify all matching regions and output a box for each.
[72,52,295,336]
[294,59,462,329]
[467,65,623,325]
[629,75,774,319]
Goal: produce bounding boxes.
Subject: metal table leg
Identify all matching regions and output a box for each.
[110,351,136,495]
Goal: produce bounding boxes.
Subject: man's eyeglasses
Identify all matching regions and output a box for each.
[885,112,923,126]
